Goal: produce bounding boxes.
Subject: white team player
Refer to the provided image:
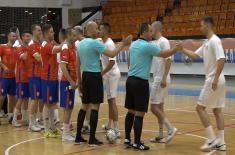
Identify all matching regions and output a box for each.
[181,16,226,152]
[149,21,178,144]
[99,22,121,136]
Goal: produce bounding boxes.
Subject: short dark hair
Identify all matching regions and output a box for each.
[42,24,53,34]
[202,16,214,27]
[21,31,31,37]
[100,22,111,33]
[138,22,150,36]
[31,24,40,32]
[7,31,16,36]
[65,27,74,36]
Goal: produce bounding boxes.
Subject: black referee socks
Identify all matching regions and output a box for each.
[134,116,143,144]
[89,109,98,141]
[125,112,135,140]
[76,109,86,138]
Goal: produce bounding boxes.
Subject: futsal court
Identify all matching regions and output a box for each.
[1,0,235,155]
[1,76,235,155]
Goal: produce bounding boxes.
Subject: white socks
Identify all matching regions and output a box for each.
[43,106,50,131]
[13,108,20,121]
[84,119,90,126]
[164,118,173,131]
[63,123,70,135]
[206,126,216,142]
[217,130,225,144]
[54,109,60,121]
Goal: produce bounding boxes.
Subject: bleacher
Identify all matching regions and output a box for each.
[102,0,235,39]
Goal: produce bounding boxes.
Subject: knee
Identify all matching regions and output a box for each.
[213,108,221,116]
[151,104,160,113]
[196,105,204,113]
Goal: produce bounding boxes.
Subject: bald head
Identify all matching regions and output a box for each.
[85,21,99,38]
[151,21,163,39]
[152,21,163,32]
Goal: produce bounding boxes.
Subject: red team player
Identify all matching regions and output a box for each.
[60,28,77,141]
[41,24,61,137]
[28,24,44,131]
[12,32,32,127]
[0,31,17,122]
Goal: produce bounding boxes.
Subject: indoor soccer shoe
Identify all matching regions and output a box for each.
[215,142,226,151]
[88,138,104,147]
[53,128,62,137]
[165,127,178,144]
[124,139,133,148]
[75,136,88,145]
[12,119,22,127]
[28,124,41,132]
[150,136,165,143]
[200,139,218,152]
[44,130,57,138]
[62,133,75,142]
[133,142,150,151]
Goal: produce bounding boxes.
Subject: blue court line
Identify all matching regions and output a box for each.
[112,85,235,99]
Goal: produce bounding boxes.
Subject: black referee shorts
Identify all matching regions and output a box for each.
[82,72,103,104]
[125,76,150,112]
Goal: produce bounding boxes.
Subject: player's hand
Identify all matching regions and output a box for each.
[175,41,183,51]
[122,35,133,46]
[2,65,9,72]
[34,53,42,62]
[70,82,78,90]
[212,78,218,91]
[160,79,167,88]
[21,53,27,60]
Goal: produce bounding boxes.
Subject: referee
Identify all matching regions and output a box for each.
[124,23,181,150]
[75,21,132,146]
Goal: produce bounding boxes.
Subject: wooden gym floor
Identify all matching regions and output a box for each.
[0,76,235,155]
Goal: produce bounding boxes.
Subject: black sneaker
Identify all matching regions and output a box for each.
[133,142,150,151]
[75,136,87,145]
[88,138,103,147]
[124,139,133,148]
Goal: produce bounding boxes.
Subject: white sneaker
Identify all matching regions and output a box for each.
[12,120,22,127]
[0,110,6,118]
[165,127,178,144]
[28,124,42,132]
[36,119,44,129]
[215,142,226,151]
[200,139,218,152]
[62,134,75,142]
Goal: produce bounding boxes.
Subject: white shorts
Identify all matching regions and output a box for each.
[197,81,226,109]
[150,81,170,105]
[104,75,120,100]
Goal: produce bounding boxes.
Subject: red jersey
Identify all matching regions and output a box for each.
[41,41,58,80]
[60,43,77,81]
[28,40,42,77]
[0,44,17,78]
[15,45,29,83]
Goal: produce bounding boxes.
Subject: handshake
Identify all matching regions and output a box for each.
[173,41,183,52]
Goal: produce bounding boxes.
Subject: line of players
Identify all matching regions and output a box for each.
[0,15,226,152]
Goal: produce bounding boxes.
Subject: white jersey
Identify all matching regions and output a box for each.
[195,34,225,83]
[101,38,120,78]
[151,37,171,82]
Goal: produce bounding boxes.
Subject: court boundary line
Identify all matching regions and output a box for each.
[4,108,233,155]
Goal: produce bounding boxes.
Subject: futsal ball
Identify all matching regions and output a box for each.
[105,129,117,143]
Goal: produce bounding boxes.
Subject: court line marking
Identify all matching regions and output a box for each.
[5,137,45,155]
[5,108,232,155]
[4,115,124,155]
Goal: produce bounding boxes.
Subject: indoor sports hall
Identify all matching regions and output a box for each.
[0,0,235,155]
